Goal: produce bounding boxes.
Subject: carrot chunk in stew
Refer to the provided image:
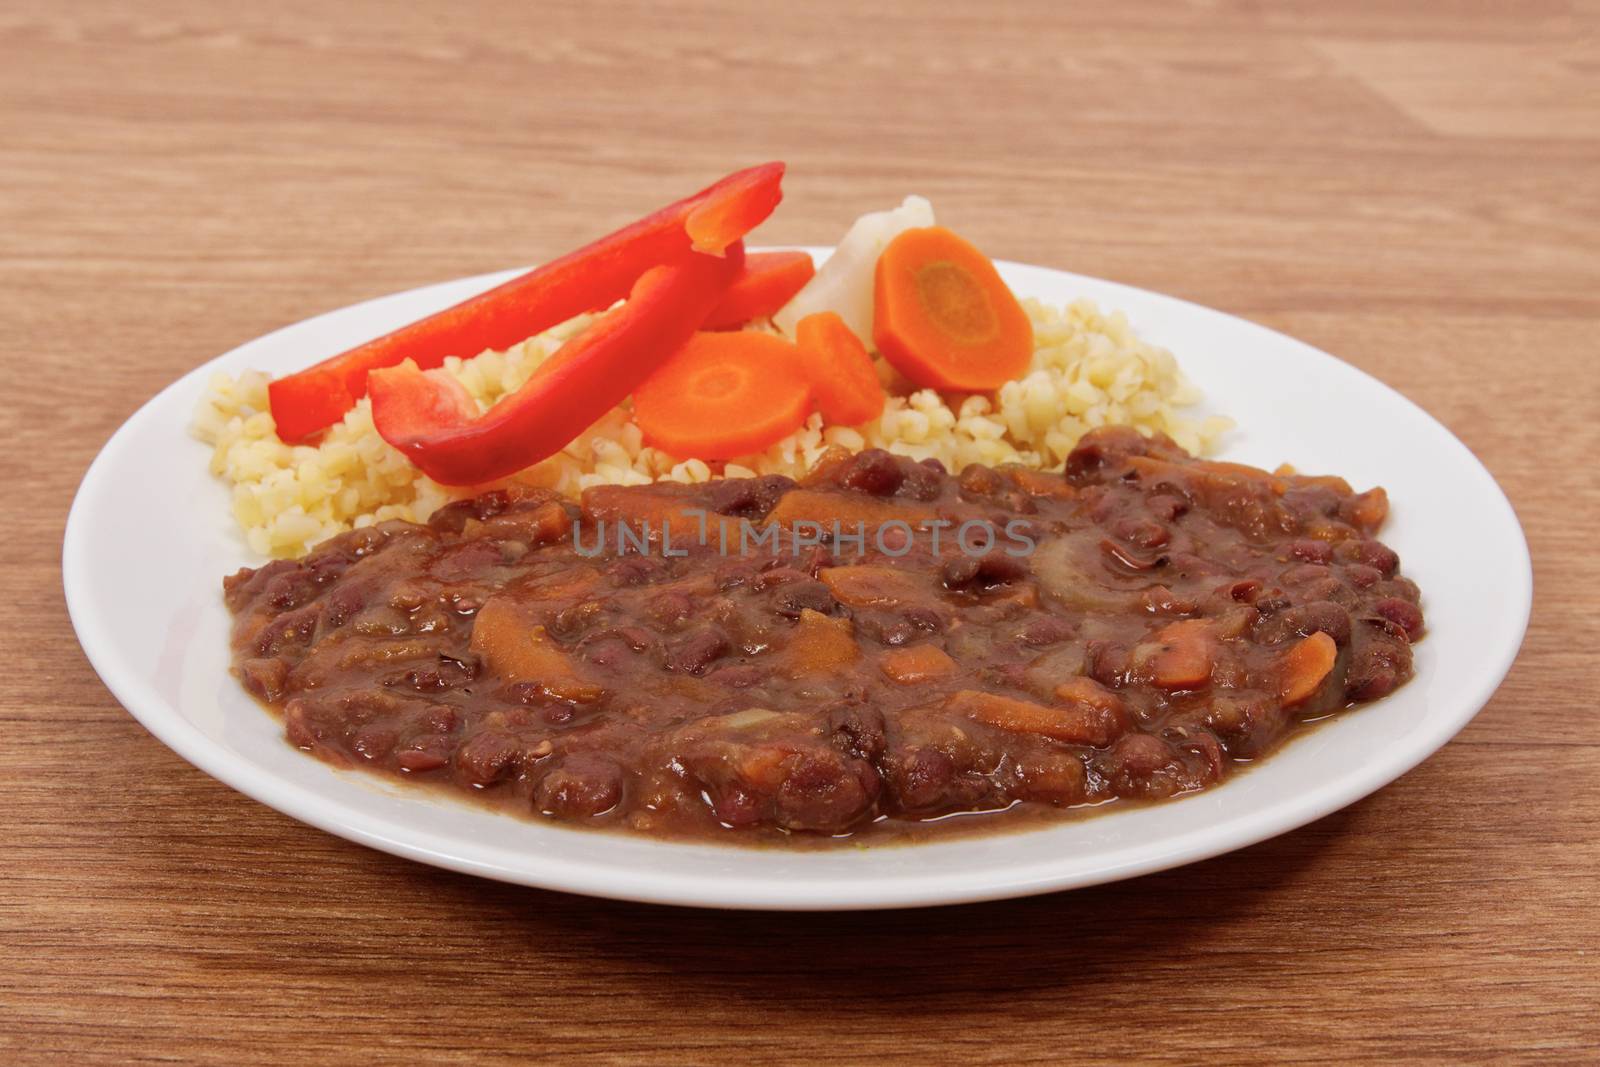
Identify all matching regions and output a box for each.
[1280,631,1338,707]
[785,609,860,676]
[953,690,1125,748]
[1140,619,1217,690]
[820,565,933,609]
[470,603,605,704]
[764,490,936,531]
[879,644,957,685]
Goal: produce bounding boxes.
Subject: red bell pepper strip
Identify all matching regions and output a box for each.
[702,250,816,330]
[369,244,746,486]
[268,162,785,443]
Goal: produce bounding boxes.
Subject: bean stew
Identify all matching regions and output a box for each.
[224,427,1423,844]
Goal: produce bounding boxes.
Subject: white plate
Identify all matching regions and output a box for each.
[64,249,1531,910]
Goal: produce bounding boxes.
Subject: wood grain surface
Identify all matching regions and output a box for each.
[4,2,1597,1063]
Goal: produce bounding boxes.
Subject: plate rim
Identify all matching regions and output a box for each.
[62,251,1534,910]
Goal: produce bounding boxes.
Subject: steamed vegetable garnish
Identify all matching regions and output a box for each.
[370,244,747,485]
[773,195,935,344]
[203,166,1230,559]
[794,311,886,426]
[873,225,1033,392]
[268,162,786,443]
[631,331,814,460]
[704,251,815,330]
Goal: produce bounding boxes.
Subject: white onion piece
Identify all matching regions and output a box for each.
[715,708,784,730]
[772,195,935,346]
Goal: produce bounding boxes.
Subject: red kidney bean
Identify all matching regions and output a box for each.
[1373,597,1425,641]
[535,755,623,819]
[455,730,520,787]
[1289,539,1334,565]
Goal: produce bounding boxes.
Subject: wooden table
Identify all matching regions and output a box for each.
[6,2,1597,1062]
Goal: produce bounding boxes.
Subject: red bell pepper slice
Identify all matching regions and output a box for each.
[369,244,746,486]
[268,162,785,443]
[702,250,816,330]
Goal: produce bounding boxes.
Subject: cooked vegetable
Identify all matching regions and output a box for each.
[581,482,742,548]
[793,311,887,426]
[1031,530,1148,613]
[1280,631,1337,706]
[631,331,814,460]
[872,225,1033,392]
[773,195,935,343]
[765,491,936,531]
[704,251,815,330]
[1348,487,1389,531]
[712,708,784,730]
[952,690,1119,747]
[1053,676,1125,715]
[681,164,787,255]
[369,246,746,485]
[785,609,860,676]
[269,162,785,443]
[469,604,604,703]
[1141,619,1216,690]
[819,565,931,608]
[878,644,957,685]
[1051,677,1130,747]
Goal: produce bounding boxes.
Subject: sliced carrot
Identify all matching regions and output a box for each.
[1143,619,1216,690]
[1054,676,1125,716]
[872,226,1033,392]
[819,565,932,609]
[1050,677,1130,747]
[469,605,605,704]
[785,609,859,676]
[952,690,1117,747]
[703,251,816,330]
[580,483,742,547]
[794,311,887,426]
[1280,631,1338,707]
[1129,455,1289,498]
[765,491,936,532]
[631,332,813,459]
[879,644,957,685]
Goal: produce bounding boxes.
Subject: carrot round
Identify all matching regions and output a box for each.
[1280,631,1338,707]
[872,226,1033,392]
[794,311,887,426]
[632,332,813,459]
[704,251,816,330]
